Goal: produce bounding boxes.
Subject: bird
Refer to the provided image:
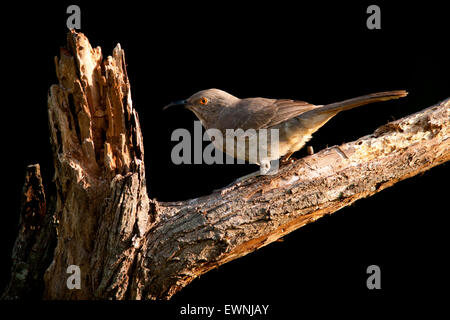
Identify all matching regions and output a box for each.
[164,89,407,175]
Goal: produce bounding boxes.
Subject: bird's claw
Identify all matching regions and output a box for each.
[281,157,296,165]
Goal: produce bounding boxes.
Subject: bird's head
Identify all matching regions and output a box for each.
[163,88,239,127]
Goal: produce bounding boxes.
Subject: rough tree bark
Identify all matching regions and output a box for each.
[2,31,449,300]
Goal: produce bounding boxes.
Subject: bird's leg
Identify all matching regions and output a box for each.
[259,159,272,175]
[281,152,296,164]
[260,159,280,175]
[281,146,313,165]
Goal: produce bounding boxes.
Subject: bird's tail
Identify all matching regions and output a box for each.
[317,90,408,114]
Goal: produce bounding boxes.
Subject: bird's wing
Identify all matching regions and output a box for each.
[217,98,318,131]
[266,99,319,128]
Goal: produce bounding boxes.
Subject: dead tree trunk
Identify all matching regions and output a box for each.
[2,31,449,300]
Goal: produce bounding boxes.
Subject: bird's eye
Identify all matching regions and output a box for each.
[199,97,208,105]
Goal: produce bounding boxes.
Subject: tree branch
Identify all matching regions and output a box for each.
[3,31,449,300]
[137,97,449,300]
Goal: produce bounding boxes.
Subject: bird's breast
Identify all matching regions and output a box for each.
[205,128,283,165]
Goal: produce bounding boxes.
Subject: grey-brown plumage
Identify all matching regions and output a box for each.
[164,89,407,173]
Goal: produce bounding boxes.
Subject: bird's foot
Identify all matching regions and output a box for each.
[281,156,296,165]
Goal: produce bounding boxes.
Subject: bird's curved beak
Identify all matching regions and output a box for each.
[163,99,188,111]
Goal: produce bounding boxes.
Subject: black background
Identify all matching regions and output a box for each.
[1,1,448,317]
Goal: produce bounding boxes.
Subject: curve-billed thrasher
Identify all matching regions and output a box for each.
[164,89,407,174]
